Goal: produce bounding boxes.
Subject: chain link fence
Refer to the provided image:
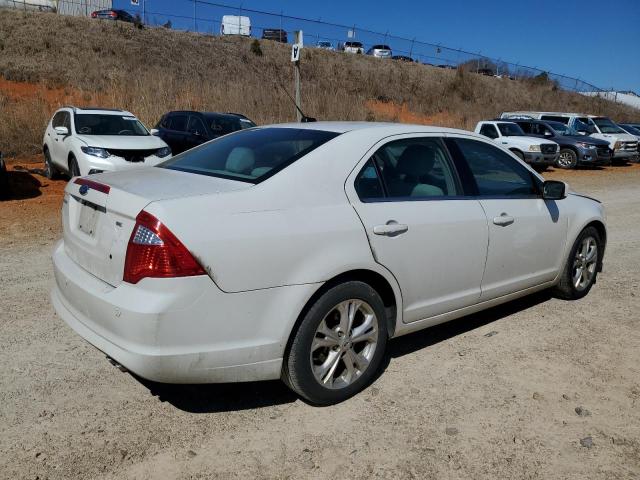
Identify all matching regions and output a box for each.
[1,0,619,96]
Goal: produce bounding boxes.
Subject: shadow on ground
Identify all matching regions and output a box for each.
[136,291,553,413]
[0,166,47,201]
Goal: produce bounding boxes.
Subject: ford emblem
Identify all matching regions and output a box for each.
[79,184,89,196]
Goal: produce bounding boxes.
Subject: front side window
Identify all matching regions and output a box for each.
[161,127,339,183]
[354,137,460,200]
[451,138,538,197]
[169,114,188,132]
[74,114,148,136]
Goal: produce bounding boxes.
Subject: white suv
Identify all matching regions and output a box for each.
[42,107,171,178]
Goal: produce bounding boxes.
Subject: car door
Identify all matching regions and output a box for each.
[49,111,72,170]
[186,115,208,150]
[165,113,189,154]
[347,135,489,323]
[445,136,567,299]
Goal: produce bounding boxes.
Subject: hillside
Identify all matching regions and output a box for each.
[1,8,638,157]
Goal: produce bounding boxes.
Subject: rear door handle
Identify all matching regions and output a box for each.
[493,213,514,226]
[373,223,408,236]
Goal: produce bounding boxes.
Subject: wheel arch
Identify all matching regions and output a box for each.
[584,219,607,271]
[283,269,402,362]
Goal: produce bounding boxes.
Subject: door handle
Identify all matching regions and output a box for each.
[373,222,408,236]
[493,213,514,226]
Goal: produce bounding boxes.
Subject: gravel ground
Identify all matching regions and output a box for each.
[1,161,639,479]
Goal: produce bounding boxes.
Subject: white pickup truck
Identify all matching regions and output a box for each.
[501,112,638,163]
[475,121,559,168]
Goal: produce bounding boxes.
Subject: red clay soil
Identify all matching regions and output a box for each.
[0,156,65,247]
[366,100,467,128]
[0,77,105,107]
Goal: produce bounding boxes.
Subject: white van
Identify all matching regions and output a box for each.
[501,112,638,162]
[220,15,251,36]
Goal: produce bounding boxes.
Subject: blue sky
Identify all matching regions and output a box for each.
[115,0,640,92]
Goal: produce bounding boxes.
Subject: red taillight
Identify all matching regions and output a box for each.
[91,11,97,18]
[74,177,111,194]
[123,211,205,284]
[110,11,117,17]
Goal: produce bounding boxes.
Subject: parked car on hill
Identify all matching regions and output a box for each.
[90,9,134,22]
[392,55,414,62]
[153,111,256,155]
[475,120,559,168]
[506,119,611,169]
[367,44,392,58]
[52,122,606,405]
[220,15,251,36]
[501,112,638,163]
[339,41,365,54]
[316,41,334,50]
[42,107,171,178]
[261,29,288,43]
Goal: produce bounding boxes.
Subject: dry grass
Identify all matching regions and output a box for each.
[0,8,637,157]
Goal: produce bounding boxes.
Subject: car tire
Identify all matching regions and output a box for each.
[552,226,601,300]
[512,150,525,161]
[43,149,58,179]
[68,155,81,177]
[283,281,388,405]
[556,148,578,169]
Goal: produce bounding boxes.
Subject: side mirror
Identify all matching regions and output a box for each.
[54,126,69,136]
[542,180,567,200]
[149,128,159,136]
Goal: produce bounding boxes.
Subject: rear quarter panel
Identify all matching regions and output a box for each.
[145,129,401,294]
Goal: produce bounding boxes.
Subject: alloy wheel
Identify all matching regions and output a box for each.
[572,236,598,291]
[558,151,575,168]
[310,299,378,389]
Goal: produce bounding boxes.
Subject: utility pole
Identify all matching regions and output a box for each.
[292,31,303,121]
[193,0,196,32]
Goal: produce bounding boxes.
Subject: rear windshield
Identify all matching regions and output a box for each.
[160,127,340,183]
[74,114,149,136]
[372,45,391,50]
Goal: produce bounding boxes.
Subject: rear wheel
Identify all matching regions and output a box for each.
[556,148,578,169]
[283,281,388,405]
[43,148,58,179]
[553,226,601,300]
[68,155,81,177]
[511,150,525,161]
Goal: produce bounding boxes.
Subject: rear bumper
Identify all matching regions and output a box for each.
[51,241,318,383]
[524,152,557,165]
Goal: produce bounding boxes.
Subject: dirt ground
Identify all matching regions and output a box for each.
[1,158,639,480]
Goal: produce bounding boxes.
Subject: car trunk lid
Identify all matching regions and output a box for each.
[62,167,250,287]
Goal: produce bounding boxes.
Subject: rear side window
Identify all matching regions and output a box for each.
[450,138,538,197]
[161,127,339,183]
[354,137,460,201]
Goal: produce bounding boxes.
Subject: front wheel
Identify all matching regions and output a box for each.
[553,226,601,300]
[283,281,388,405]
[68,155,81,177]
[556,148,578,169]
[512,150,525,161]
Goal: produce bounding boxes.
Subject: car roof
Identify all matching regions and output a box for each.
[61,106,134,116]
[259,121,478,136]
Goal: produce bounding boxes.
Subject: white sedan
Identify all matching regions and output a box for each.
[51,122,606,405]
